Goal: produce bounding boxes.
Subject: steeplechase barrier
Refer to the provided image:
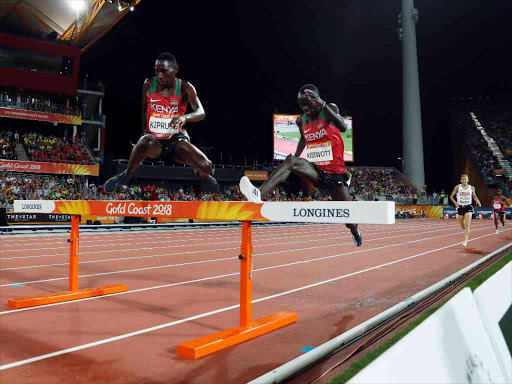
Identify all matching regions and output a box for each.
[10,199,395,359]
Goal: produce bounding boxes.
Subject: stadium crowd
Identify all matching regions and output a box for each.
[454,110,503,185]
[0,166,423,209]
[0,172,84,209]
[0,93,81,116]
[0,131,16,160]
[474,96,512,154]
[349,168,414,200]
[0,129,94,165]
[22,132,93,164]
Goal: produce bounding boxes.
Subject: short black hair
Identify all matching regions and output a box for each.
[156,52,177,65]
[299,84,320,95]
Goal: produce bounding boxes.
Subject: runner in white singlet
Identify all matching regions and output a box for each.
[450,174,482,247]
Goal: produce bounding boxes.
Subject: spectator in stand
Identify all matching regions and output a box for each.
[0,132,16,160]
[1,166,428,210]
[348,167,413,200]
[453,107,505,186]
[16,131,93,165]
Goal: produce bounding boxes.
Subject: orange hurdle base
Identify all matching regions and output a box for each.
[8,284,128,309]
[177,311,298,359]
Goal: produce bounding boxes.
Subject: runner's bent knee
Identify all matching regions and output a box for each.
[137,135,158,151]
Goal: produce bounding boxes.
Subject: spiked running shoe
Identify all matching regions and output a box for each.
[104,172,128,193]
[239,176,262,203]
[200,175,220,194]
[353,231,363,247]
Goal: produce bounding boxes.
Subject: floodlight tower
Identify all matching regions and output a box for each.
[398,0,425,189]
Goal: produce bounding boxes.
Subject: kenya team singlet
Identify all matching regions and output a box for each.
[146,77,187,140]
[300,110,346,174]
[493,197,505,212]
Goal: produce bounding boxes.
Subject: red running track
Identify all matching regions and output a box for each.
[0,219,510,383]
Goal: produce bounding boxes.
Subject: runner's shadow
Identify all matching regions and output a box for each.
[330,314,355,339]
[167,344,277,384]
[464,248,486,255]
[0,328,168,384]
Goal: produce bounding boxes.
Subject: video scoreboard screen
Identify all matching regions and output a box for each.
[273,114,353,162]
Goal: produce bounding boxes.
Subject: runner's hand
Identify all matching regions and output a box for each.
[169,116,186,133]
[455,203,459,209]
[303,89,325,110]
[477,202,481,207]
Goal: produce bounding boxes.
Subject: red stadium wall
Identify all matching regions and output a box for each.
[0,34,80,96]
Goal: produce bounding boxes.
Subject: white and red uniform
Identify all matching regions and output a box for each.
[145,77,187,140]
[456,184,473,206]
[300,110,347,174]
[493,197,505,213]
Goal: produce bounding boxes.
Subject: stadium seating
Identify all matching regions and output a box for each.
[22,132,94,165]
[0,132,16,160]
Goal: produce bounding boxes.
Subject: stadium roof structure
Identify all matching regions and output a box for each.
[0,0,141,54]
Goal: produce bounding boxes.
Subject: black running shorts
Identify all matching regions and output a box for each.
[158,131,190,161]
[313,166,350,189]
[457,205,473,216]
[494,211,505,218]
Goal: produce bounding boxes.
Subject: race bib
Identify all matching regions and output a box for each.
[148,117,181,135]
[494,203,502,209]
[306,141,333,163]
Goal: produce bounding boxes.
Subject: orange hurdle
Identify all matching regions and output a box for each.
[177,221,298,359]
[8,215,127,309]
[11,199,393,353]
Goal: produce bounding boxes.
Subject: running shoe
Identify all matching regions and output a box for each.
[345,171,352,187]
[463,241,467,247]
[104,172,127,193]
[240,176,262,203]
[200,175,220,194]
[353,231,363,247]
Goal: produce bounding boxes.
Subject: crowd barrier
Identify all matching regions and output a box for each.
[443,207,512,220]
[396,205,444,218]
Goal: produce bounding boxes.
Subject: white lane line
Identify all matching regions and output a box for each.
[0,223,352,247]
[0,230,501,370]
[0,225,502,298]
[0,221,454,249]
[1,221,433,244]
[0,222,485,264]
[0,223,487,272]
[0,222,435,255]
[0,225,369,254]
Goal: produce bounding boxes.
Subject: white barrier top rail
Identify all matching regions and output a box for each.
[13,200,395,225]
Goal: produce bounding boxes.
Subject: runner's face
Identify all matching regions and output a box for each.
[298,94,319,117]
[461,175,468,185]
[155,61,177,87]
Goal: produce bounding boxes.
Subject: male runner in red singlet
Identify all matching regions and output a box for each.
[492,189,509,234]
[104,52,218,193]
[240,84,362,246]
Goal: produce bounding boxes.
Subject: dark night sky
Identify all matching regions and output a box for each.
[80,0,512,192]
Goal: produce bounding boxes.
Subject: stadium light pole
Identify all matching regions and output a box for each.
[398,0,425,190]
